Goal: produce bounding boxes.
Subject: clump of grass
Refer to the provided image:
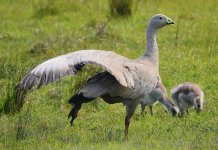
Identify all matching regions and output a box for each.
[29,41,49,55]
[109,0,133,17]
[0,32,13,41]
[0,80,27,115]
[32,0,78,19]
[32,0,59,18]
[0,60,27,114]
[16,102,32,140]
[90,20,108,38]
[0,85,27,114]
[174,18,180,47]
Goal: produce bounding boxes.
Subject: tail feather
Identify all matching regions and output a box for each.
[68,93,95,104]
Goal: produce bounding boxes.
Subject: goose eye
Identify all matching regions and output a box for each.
[159,17,163,20]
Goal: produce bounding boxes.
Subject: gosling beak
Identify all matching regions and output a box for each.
[166,17,174,24]
[195,106,201,114]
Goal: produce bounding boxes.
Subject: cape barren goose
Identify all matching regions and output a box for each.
[171,82,204,116]
[17,14,174,138]
[141,80,178,116]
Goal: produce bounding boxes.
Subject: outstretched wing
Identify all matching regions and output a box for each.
[17,50,135,90]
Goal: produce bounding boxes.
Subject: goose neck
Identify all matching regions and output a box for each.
[144,26,159,66]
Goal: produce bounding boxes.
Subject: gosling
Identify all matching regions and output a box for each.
[141,81,178,116]
[171,82,204,116]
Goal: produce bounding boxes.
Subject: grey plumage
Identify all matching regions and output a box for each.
[17,50,135,90]
[171,82,204,116]
[17,14,174,138]
[141,80,178,116]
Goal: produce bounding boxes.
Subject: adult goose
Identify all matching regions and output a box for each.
[17,14,174,138]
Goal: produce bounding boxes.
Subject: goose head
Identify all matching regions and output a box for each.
[148,14,174,30]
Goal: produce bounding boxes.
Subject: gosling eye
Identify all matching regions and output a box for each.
[159,17,163,20]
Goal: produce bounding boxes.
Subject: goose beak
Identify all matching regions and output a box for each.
[166,17,174,24]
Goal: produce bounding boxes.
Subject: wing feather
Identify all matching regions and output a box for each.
[17,50,134,90]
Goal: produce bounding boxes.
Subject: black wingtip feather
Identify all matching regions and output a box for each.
[15,83,21,91]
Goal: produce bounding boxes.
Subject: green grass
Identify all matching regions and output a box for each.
[0,0,218,149]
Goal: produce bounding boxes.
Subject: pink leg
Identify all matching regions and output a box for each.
[125,115,130,138]
[124,104,137,139]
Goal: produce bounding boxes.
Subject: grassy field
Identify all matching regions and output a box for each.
[0,0,217,149]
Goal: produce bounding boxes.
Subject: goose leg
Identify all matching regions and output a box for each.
[140,102,146,115]
[177,103,185,117]
[149,106,153,115]
[124,104,137,139]
[186,109,189,115]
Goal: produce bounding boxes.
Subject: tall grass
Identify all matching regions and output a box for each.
[16,101,32,140]
[0,58,27,114]
[109,0,133,17]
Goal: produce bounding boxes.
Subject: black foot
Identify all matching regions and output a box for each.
[68,104,82,126]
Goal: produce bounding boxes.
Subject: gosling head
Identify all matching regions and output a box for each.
[194,92,204,113]
[148,14,174,30]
